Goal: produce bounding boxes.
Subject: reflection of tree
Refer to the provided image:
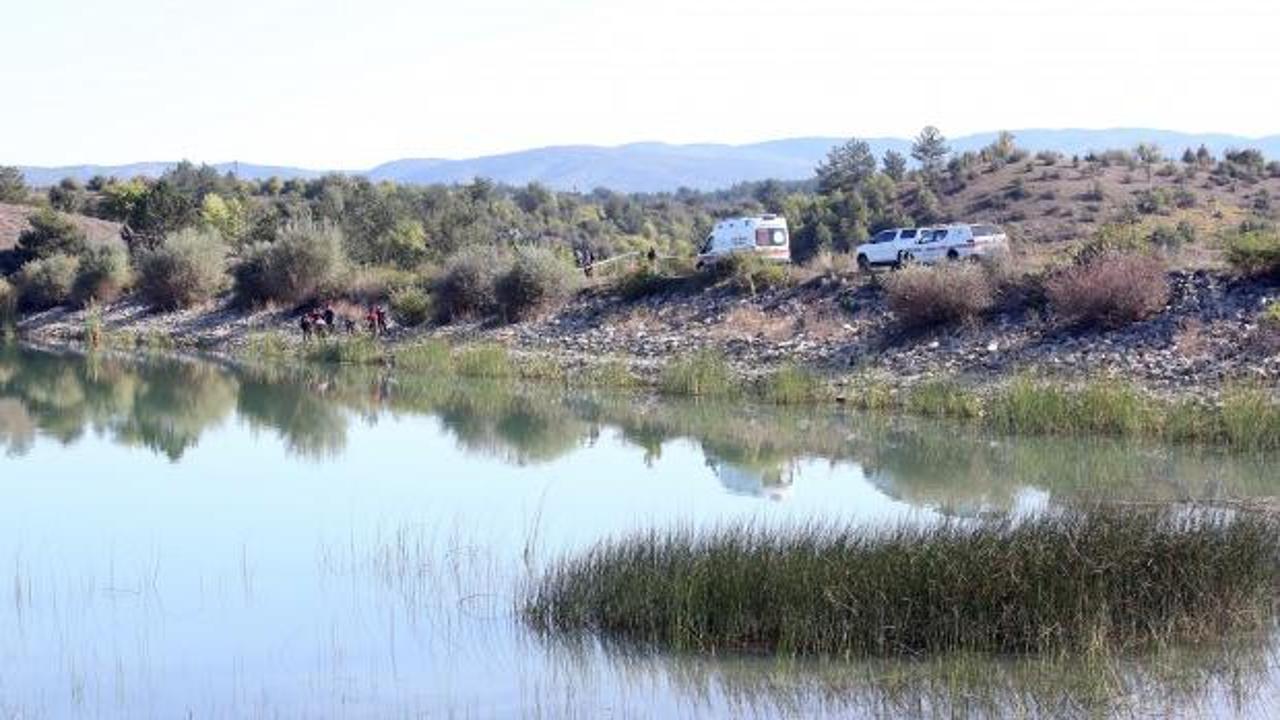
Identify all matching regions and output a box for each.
[434,382,586,465]
[236,375,348,460]
[109,360,237,461]
[4,344,1280,511]
[0,398,35,456]
[0,346,236,461]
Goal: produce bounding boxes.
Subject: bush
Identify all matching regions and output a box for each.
[494,245,579,321]
[17,208,88,261]
[433,246,504,322]
[1224,230,1280,277]
[1076,223,1148,264]
[135,227,228,310]
[883,263,995,329]
[1046,252,1168,328]
[615,265,674,300]
[711,253,792,294]
[232,220,345,306]
[389,286,431,327]
[0,277,16,325]
[15,253,79,310]
[72,244,130,306]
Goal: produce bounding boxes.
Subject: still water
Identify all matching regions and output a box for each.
[2,344,1279,718]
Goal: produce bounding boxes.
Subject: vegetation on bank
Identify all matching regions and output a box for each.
[239,328,1280,449]
[4,129,1279,335]
[849,374,1280,451]
[524,507,1280,657]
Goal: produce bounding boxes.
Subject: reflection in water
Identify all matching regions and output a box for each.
[2,343,1277,508]
[3,343,1280,717]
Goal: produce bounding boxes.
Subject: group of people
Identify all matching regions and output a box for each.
[299,303,388,340]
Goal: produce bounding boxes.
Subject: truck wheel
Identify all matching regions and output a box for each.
[857,254,870,272]
[946,249,959,261]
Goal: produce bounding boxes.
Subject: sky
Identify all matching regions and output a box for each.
[3,0,1279,169]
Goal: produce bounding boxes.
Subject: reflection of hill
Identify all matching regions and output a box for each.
[3,345,1278,511]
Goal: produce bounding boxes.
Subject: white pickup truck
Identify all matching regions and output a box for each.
[855,223,1008,270]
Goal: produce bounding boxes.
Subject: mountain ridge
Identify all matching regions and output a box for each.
[16,128,1280,193]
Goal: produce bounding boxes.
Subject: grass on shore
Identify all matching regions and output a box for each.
[846,374,1280,452]
[524,507,1280,658]
[659,350,735,397]
[248,330,1279,450]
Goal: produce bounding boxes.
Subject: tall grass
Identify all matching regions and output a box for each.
[759,363,826,404]
[524,508,1280,658]
[659,350,734,397]
[305,336,381,365]
[452,343,515,378]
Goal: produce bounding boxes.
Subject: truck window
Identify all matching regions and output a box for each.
[873,230,896,244]
[756,228,787,246]
[900,229,917,239]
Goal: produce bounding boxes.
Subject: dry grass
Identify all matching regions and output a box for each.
[884,263,996,329]
[1045,252,1169,328]
[1174,318,1209,358]
[712,306,794,341]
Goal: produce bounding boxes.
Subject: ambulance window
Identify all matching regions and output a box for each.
[756,228,788,246]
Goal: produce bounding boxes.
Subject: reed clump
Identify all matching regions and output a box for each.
[659,350,735,397]
[525,508,1280,658]
[759,363,826,404]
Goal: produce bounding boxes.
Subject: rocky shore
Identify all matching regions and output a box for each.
[15,270,1280,400]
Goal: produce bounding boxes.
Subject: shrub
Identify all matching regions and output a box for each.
[615,265,673,300]
[0,166,28,203]
[15,253,79,310]
[1075,222,1148,265]
[883,263,995,329]
[711,253,792,294]
[494,245,579,321]
[1046,252,1168,328]
[330,265,419,303]
[16,208,88,261]
[71,244,130,306]
[135,227,228,310]
[1224,230,1280,277]
[389,286,431,327]
[434,246,504,321]
[0,277,16,325]
[232,220,345,306]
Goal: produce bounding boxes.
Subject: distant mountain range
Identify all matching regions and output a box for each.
[16,129,1280,193]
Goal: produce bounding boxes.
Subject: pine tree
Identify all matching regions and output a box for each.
[911,126,950,179]
[816,139,877,196]
[882,150,907,182]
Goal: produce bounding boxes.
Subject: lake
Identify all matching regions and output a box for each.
[2,343,1279,718]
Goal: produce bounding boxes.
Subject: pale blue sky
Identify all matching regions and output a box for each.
[3,0,1278,168]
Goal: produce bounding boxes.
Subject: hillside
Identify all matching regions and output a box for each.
[15,129,1280,193]
[912,156,1279,269]
[0,203,122,252]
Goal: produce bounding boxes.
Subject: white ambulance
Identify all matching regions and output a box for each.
[696,215,791,267]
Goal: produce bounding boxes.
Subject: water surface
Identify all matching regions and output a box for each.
[2,345,1278,718]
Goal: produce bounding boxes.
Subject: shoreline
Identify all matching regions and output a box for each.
[13,268,1280,399]
[9,269,1280,452]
